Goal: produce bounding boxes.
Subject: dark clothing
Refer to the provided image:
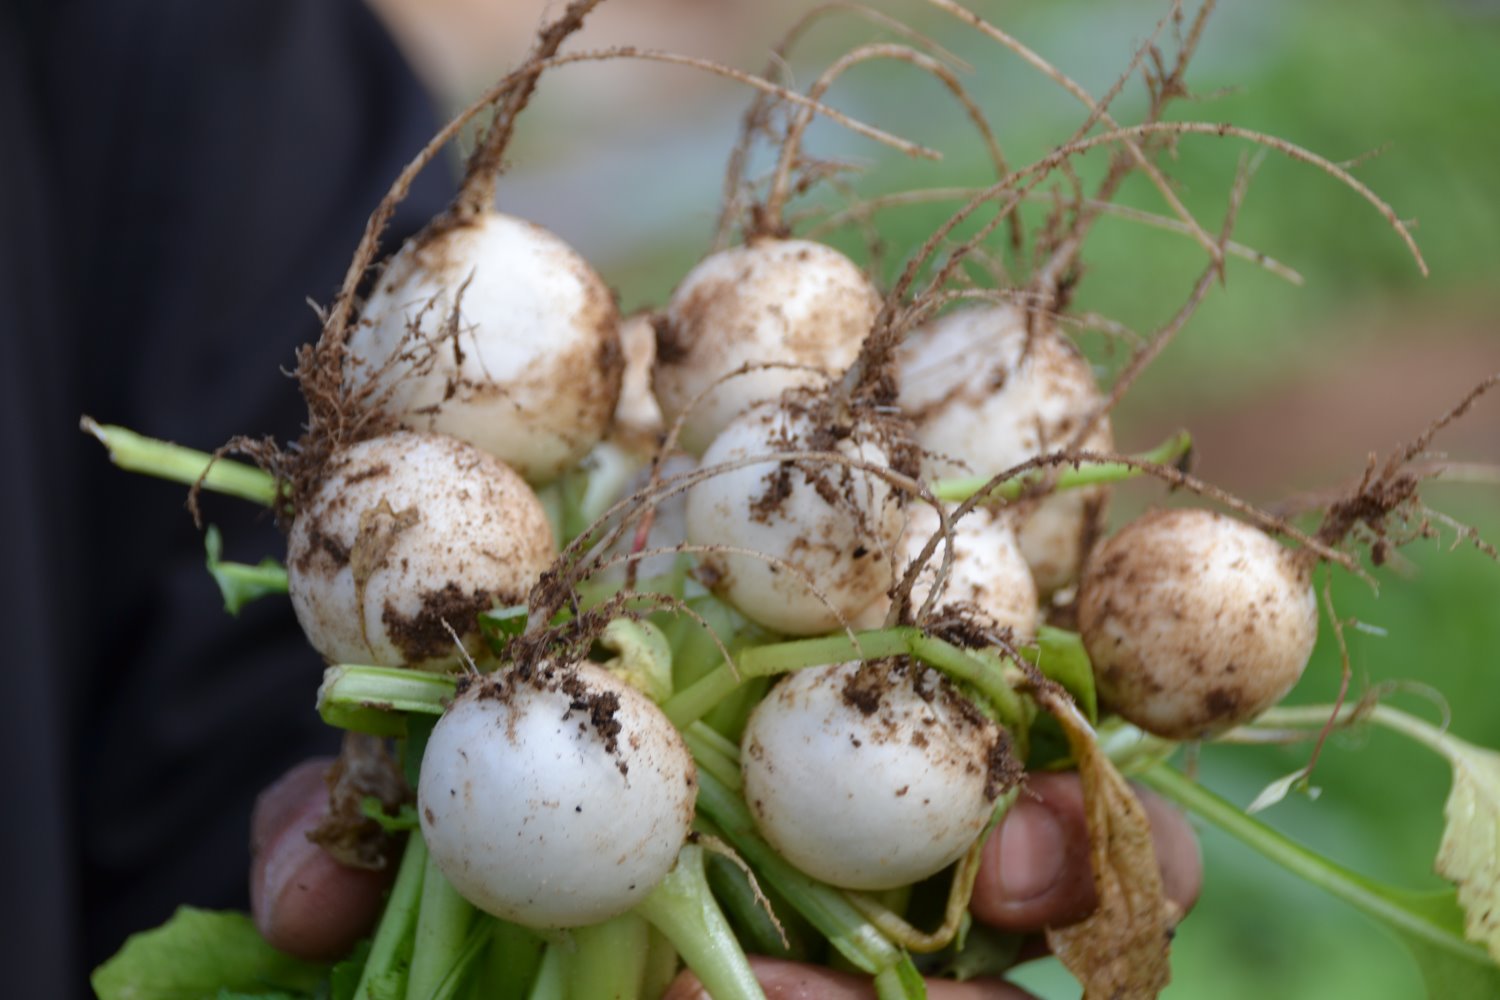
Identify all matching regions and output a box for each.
[2,2,452,994]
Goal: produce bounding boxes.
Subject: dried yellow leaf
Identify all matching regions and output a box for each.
[1435,738,1500,963]
[1038,685,1172,1000]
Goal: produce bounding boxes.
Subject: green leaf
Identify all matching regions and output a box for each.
[92,907,326,1000]
[1245,766,1321,815]
[360,797,418,832]
[597,617,673,703]
[477,605,529,641]
[204,526,289,616]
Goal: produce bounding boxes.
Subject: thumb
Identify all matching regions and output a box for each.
[250,759,394,961]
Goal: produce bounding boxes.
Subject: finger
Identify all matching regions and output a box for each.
[663,956,1037,1000]
[249,758,393,961]
[970,771,1202,933]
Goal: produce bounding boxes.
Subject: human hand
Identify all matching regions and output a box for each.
[249,758,396,961]
[662,771,1202,999]
[250,765,1201,985]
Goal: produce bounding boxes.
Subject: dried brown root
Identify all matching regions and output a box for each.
[762,42,1008,237]
[715,0,971,248]
[1310,371,1500,564]
[454,0,607,219]
[929,0,1221,271]
[1066,152,1260,454]
[1029,0,1219,302]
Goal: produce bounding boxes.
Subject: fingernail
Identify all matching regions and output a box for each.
[994,799,1066,901]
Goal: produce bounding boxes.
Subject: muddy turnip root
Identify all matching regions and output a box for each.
[741,658,1013,890]
[286,431,555,669]
[652,239,879,455]
[1078,508,1318,740]
[347,212,623,484]
[896,304,1112,594]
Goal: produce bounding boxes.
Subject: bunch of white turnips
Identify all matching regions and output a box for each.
[279,206,1318,930]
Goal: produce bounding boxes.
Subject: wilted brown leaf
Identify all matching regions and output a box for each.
[1037,683,1172,1000]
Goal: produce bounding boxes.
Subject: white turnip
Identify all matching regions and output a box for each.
[285,431,555,669]
[1077,508,1318,740]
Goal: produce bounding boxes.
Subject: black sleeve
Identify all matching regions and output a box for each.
[3,0,455,993]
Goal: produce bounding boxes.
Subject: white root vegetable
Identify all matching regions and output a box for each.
[861,503,1039,640]
[348,211,623,484]
[653,238,879,455]
[1077,508,1318,740]
[896,304,1112,593]
[741,659,1012,890]
[418,662,697,927]
[686,397,907,635]
[286,431,554,669]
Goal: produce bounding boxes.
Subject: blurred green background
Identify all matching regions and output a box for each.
[489,0,1500,995]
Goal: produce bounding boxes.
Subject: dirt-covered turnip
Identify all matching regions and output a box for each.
[652,238,879,456]
[417,661,697,928]
[286,431,555,669]
[348,211,623,484]
[896,304,1112,594]
[863,502,1039,640]
[741,659,1014,890]
[686,395,909,635]
[1078,508,1318,740]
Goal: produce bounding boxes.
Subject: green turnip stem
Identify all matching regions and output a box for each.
[481,921,547,1000]
[693,764,905,976]
[354,832,428,999]
[406,851,476,1000]
[643,925,684,998]
[635,844,766,1000]
[1246,703,1452,756]
[665,628,1026,734]
[317,665,456,736]
[567,913,649,1000]
[428,917,494,1000]
[80,417,281,506]
[1138,763,1492,966]
[686,723,742,782]
[703,845,805,960]
[930,430,1193,503]
[525,943,567,1000]
[875,961,927,1000]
